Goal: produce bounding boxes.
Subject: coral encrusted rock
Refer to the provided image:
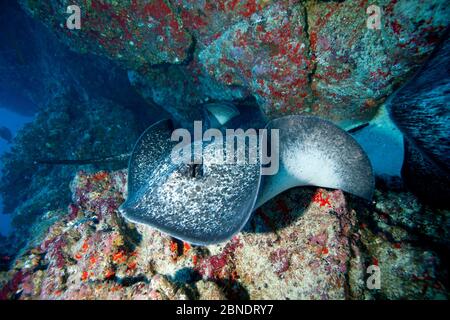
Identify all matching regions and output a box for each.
[0,170,447,300]
[18,0,449,127]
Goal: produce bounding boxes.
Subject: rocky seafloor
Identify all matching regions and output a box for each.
[0,0,449,300]
[0,170,448,300]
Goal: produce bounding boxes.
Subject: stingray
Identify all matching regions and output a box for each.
[119,119,262,245]
[203,102,240,129]
[31,101,374,245]
[119,113,374,245]
[255,116,374,208]
[387,30,450,207]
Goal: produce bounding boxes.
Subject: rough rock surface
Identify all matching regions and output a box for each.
[305,0,449,126]
[0,0,163,117]
[0,0,166,241]
[19,0,193,68]
[1,171,447,300]
[0,95,145,234]
[19,0,450,126]
[128,63,247,127]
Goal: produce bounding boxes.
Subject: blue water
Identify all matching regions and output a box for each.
[0,107,33,236]
[353,105,404,177]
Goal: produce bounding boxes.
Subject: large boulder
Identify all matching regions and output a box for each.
[0,0,162,117]
[19,0,193,68]
[0,96,144,232]
[18,0,449,127]
[305,0,449,127]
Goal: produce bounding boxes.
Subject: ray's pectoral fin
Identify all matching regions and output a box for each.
[119,118,261,245]
[125,119,176,197]
[388,33,450,207]
[119,118,177,222]
[255,116,375,208]
[203,102,240,128]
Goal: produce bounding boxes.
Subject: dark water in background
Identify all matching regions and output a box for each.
[0,107,33,236]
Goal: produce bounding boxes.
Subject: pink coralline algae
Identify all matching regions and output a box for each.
[18,0,450,127]
[0,171,447,300]
[195,237,243,281]
[20,0,193,68]
[269,249,290,276]
[0,271,26,300]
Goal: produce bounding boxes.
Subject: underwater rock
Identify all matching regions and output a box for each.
[174,0,276,51]
[19,0,193,69]
[199,0,449,126]
[199,2,312,119]
[0,170,447,300]
[373,179,450,249]
[128,61,247,128]
[0,95,145,233]
[305,0,449,127]
[195,280,227,300]
[0,1,161,117]
[18,0,449,126]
